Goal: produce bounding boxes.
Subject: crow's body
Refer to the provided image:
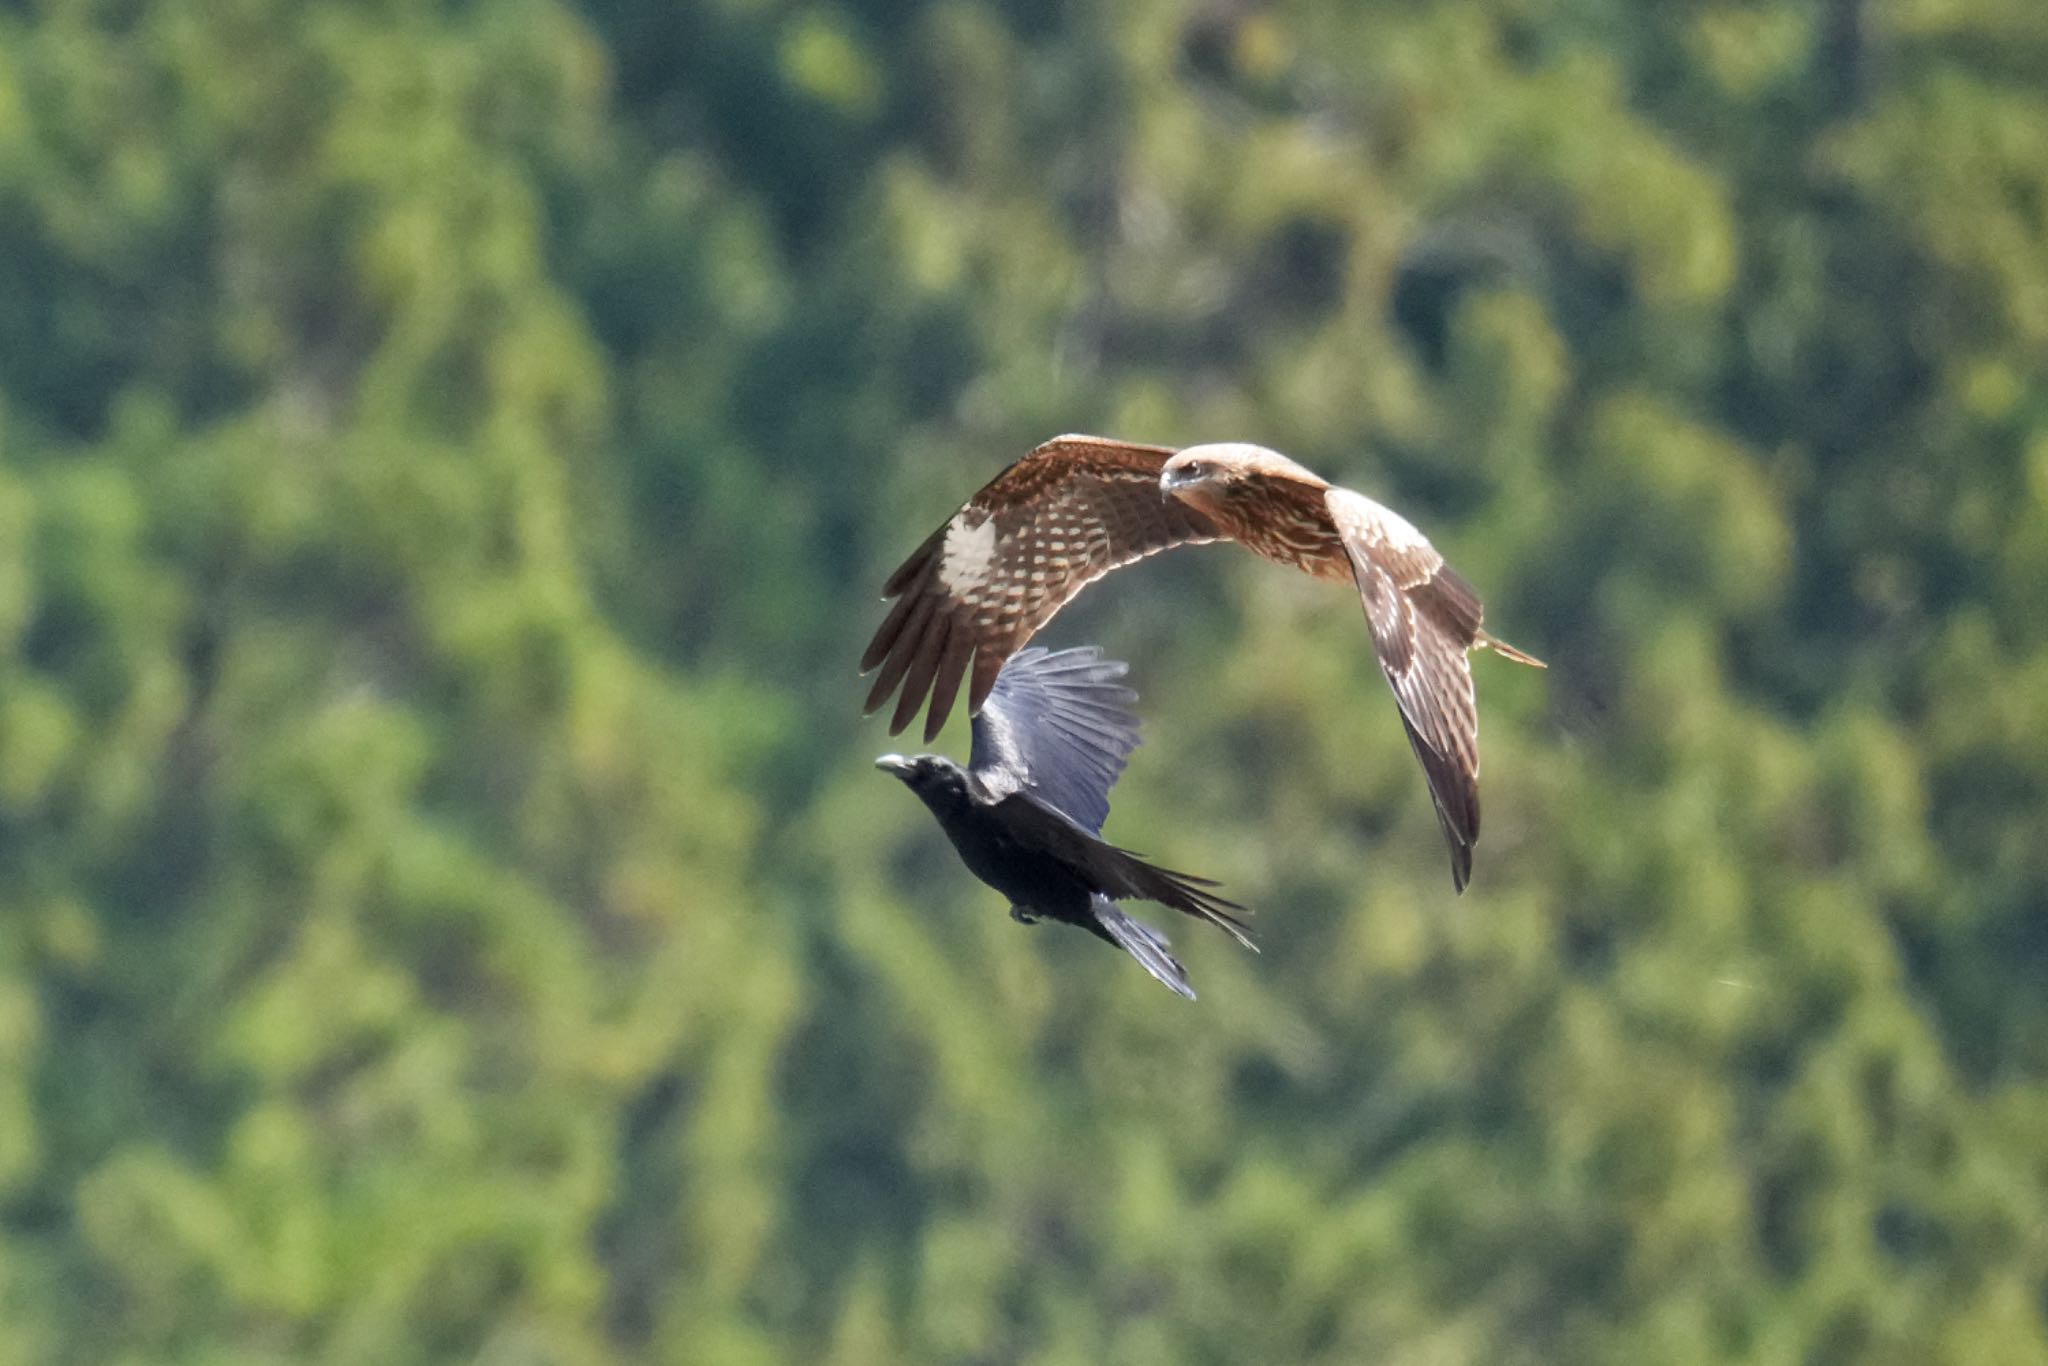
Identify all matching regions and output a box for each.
[877,646,1252,999]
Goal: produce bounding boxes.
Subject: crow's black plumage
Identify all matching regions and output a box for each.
[876,646,1254,999]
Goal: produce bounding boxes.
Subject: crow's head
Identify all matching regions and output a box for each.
[874,752,972,809]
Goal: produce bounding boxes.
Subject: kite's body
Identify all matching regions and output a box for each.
[863,435,1542,892]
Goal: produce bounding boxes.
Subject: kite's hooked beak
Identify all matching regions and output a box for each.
[873,753,914,779]
[1161,451,1223,498]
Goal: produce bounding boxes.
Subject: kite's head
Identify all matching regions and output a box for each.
[1161,443,1323,514]
[1160,444,1245,498]
[875,752,971,810]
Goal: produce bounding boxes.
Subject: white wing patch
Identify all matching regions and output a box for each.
[938,513,1001,594]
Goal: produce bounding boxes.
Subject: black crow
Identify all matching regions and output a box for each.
[876,645,1254,999]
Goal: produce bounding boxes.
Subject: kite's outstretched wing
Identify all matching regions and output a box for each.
[968,646,1141,834]
[861,435,1220,742]
[1326,486,1491,892]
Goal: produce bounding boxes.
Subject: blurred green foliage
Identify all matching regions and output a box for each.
[0,0,2044,1361]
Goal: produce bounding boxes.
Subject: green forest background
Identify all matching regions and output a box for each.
[1,0,2045,1361]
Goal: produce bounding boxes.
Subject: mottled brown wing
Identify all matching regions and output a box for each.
[1326,486,1486,892]
[862,435,1222,742]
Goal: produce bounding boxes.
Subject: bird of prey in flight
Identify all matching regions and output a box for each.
[861,435,1543,891]
[876,645,1254,999]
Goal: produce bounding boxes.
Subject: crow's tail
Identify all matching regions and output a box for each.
[1091,896,1196,1000]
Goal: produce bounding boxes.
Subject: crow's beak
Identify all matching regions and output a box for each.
[873,753,914,778]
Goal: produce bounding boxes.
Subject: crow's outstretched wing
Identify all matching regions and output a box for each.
[968,646,1141,834]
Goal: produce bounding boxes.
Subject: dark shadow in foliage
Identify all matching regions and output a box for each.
[0,194,258,441]
[774,980,929,1334]
[1246,215,1351,324]
[1818,0,1869,113]
[598,1068,693,1349]
[1390,216,1545,374]
[582,4,879,255]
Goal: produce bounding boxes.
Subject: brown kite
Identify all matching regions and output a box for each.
[860,435,1543,891]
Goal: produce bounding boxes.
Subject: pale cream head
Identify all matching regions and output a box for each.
[1159,442,1328,498]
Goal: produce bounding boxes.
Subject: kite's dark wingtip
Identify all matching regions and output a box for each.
[1448,842,1473,894]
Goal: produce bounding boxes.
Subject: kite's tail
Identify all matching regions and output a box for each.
[1090,897,1196,1001]
[1478,630,1546,669]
